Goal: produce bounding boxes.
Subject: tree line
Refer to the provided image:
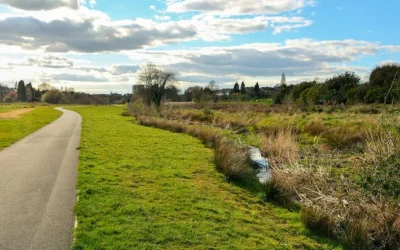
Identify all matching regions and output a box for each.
[273,64,400,105]
[1,81,129,105]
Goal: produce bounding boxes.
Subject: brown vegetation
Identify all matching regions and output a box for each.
[0,108,35,119]
[129,100,400,249]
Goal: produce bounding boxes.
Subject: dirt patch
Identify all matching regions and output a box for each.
[0,108,35,119]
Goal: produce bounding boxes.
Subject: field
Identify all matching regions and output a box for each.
[68,106,339,249]
[0,104,62,150]
[129,102,400,249]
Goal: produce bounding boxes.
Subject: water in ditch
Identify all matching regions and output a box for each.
[249,147,271,184]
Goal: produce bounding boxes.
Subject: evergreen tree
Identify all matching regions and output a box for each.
[233,82,240,93]
[25,83,35,102]
[17,80,26,102]
[280,73,286,86]
[240,81,246,94]
[254,82,260,97]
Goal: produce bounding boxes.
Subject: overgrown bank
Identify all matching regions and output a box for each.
[69,105,338,249]
[129,102,400,249]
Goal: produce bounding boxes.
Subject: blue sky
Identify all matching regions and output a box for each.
[0,0,398,93]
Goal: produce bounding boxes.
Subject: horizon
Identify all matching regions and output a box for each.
[0,0,399,94]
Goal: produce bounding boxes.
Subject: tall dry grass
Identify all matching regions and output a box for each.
[364,129,400,162]
[267,159,400,249]
[260,128,299,167]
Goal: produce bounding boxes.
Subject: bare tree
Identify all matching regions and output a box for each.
[138,63,175,106]
[208,80,218,92]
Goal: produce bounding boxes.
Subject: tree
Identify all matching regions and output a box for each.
[37,83,54,92]
[208,80,218,92]
[42,89,65,104]
[25,82,35,102]
[184,86,203,102]
[138,63,175,106]
[233,82,240,93]
[8,90,17,100]
[164,86,181,102]
[240,81,246,94]
[280,73,286,86]
[0,83,12,101]
[368,63,400,103]
[324,71,360,104]
[254,82,260,97]
[17,80,26,102]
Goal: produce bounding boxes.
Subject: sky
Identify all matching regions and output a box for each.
[0,0,399,94]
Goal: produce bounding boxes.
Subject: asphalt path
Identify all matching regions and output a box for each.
[0,108,81,250]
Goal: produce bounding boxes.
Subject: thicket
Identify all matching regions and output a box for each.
[273,64,400,105]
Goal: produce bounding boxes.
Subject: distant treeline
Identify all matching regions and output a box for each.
[273,64,400,105]
[0,81,129,105]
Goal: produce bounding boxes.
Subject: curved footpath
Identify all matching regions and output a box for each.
[0,108,81,250]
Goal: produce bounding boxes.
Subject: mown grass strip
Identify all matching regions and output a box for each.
[69,106,340,250]
[0,106,62,150]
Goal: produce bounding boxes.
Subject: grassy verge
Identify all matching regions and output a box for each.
[0,106,62,150]
[0,103,36,113]
[69,106,340,249]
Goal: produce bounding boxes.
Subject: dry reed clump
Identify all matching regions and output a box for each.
[268,162,400,249]
[300,207,336,237]
[215,138,253,181]
[260,128,299,167]
[364,129,400,161]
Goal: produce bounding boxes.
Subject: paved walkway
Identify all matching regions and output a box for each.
[0,108,81,250]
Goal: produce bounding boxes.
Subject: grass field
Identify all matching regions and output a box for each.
[69,106,339,249]
[0,103,36,113]
[0,105,62,150]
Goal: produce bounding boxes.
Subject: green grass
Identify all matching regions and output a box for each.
[69,106,340,250]
[0,106,62,150]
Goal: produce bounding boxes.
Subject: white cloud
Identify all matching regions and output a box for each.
[0,0,98,10]
[0,8,312,53]
[123,39,396,88]
[154,15,171,21]
[165,0,315,16]
[0,0,78,10]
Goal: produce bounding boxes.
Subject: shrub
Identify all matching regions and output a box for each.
[3,96,13,103]
[42,89,65,104]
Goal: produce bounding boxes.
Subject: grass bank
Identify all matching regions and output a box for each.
[69,106,339,249]
[128,102,400,249]
[0,105,61,150]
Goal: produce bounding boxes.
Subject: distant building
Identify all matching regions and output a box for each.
[215,89,231,96]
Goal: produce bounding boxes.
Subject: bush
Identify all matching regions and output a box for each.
[42,90,65,104]
[3,96,13,103]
